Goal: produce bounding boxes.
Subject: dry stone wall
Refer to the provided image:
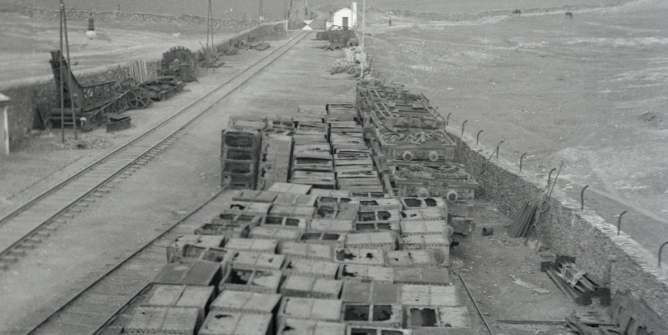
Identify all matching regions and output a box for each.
[449,130,668,323]
[17,4,260,30]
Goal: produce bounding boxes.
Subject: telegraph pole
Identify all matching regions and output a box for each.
[259,0,264,21]
[360,0,366,78]
[207,0,214,58]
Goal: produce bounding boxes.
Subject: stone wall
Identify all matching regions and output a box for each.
[0,22,285,151]
[449,130,668,323]
[17,5,260,30]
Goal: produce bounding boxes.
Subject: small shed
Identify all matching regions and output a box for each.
[330,6,357,29]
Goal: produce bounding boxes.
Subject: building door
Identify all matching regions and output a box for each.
[342,17,349,28]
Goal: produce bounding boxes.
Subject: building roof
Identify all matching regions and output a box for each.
[0,92,11,106]
[331,6,351,15]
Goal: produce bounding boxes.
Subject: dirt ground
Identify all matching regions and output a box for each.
[351,0,668,257]
[3,0,286,20]
[0,11,249,83]
[0,0,665,331]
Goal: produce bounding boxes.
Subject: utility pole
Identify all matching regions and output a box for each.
[360,0,366,78]
[259,0,264,21]
[58,0,75,142]
[59,2,64,143]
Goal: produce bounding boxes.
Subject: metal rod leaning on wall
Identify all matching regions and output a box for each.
[525,161,563,244]
[616,210,627,236]
[459,273,495,335]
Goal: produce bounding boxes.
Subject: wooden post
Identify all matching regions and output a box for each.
[0,93,10,155]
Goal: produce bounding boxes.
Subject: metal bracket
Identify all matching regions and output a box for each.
[659,241,668,268]
[580,185,588,210]
[460,120,468,139]
[476,130,483,147]
[617,210,627,236]
[519,153,527,172]
[495,139,505,159]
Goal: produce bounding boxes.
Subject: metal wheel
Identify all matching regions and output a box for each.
[126,87,152,109]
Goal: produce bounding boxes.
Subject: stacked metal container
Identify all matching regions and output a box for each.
[121,184,476,335]
[356,80,479,240]
[290,105,336,189]
[220,129,262,189]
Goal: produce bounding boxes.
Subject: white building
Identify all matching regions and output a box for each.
[328,4,357,29]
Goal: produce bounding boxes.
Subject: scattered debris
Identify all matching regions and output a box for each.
[565,289,668,334]
[541,256,608,306]
[106,116,131,133]
[48,50,153,132]
[51,136,113,150]
[159,46,196,82]
[508,201,537,238]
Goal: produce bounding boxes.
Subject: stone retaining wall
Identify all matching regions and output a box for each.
[449,129,668,322]
[0,22,285,151]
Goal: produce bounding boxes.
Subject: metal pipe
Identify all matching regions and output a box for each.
[476,130,483,147]
[519,152,527,172]
[459,273,495,335]
[659,241,668,268]
[617,210,627,236]
[580,185,588,210]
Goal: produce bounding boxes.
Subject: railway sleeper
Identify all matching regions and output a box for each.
[27,236,42,244]
[17,242,37,250]
[35,230,51,238]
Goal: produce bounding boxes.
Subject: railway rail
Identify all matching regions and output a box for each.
[0,31,309,334]
[28,187,228,335]
[0,31,309,271]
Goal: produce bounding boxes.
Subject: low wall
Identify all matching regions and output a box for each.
[449,129,668,322]
[0,21,286,151]
[17,4,260,29]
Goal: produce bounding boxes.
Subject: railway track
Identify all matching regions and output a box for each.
[0,31,309,271]
[28,187,228,335]
[16,33,308,334]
